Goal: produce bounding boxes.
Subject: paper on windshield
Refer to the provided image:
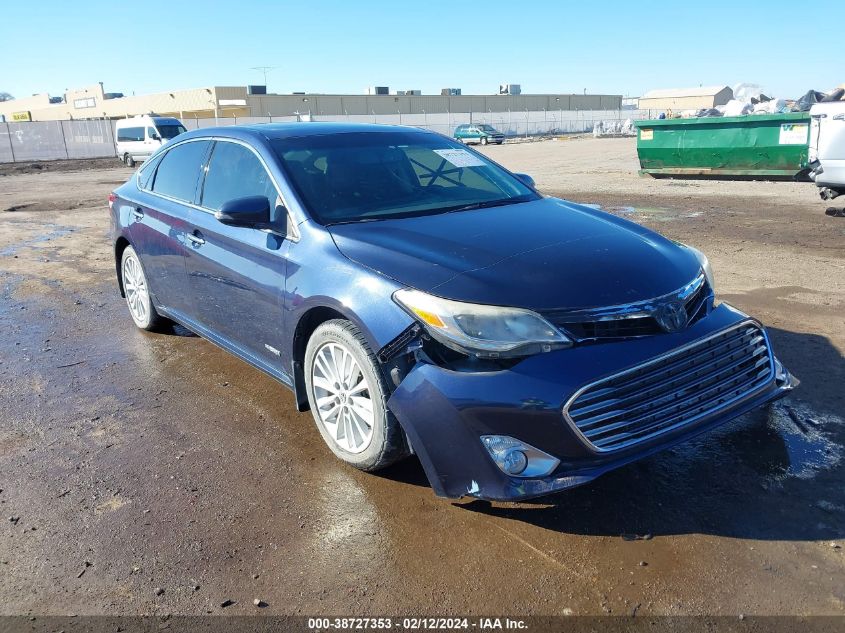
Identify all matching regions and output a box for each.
[432,149,486,168]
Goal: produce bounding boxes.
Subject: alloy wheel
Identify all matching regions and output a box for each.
[122,253,149,325]
[311,342,374,454]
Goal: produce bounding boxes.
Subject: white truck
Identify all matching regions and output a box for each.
[808,102,845,207]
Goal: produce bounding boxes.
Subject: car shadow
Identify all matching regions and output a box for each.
[449,326,845,541]
[168,322,198,337]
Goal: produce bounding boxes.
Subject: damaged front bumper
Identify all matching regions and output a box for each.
[386,303,797,501]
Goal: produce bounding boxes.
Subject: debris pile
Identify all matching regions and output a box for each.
[669,82,845,119]
[593,118,636,137]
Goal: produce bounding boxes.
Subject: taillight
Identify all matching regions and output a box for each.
[108,193,116,210]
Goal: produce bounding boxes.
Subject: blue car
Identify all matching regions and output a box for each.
[109,122,797,500]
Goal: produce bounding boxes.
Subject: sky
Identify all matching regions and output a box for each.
[2,0,843,101]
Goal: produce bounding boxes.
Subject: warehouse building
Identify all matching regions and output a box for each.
[637,86,733,111]
[0,83,623,122]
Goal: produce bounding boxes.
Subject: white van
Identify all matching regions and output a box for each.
[809,101,845,206]
[115,115,187,167]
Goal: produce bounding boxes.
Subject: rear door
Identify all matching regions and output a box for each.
[183,139,292,374]
[128,139,211,318]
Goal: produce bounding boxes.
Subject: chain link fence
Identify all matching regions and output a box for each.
[1,110,655,163]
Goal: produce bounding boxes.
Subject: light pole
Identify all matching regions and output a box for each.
[556,97,561,134]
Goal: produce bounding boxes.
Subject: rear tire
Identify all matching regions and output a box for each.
[124,153,135,168]
[120,246,166,331]
[305,319,409,471]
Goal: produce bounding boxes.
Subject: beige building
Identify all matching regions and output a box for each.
[0,82,623,122]
[0,83,250,121]
[638,86,734,111]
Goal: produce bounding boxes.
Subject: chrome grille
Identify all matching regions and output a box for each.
[545,275,712,343]
[563,322,774,452]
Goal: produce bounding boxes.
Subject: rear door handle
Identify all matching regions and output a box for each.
[131,207,144,220]
[834,113,845,121]
[187,231,205,246]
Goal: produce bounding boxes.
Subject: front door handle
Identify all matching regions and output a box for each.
[131,207,144,220]
[187,231,205,246]
[834,113,845,121]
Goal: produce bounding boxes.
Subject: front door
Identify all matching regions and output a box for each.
[183,140,291,378]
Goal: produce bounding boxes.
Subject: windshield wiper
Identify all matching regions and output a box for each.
[443,198,527,214]
[324,196,532,226]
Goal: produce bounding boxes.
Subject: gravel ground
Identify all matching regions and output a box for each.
[0,138,843,618]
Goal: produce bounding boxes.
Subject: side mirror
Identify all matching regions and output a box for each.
[150,133,161,141]
[514,173,536,189]
[215,195,271,227]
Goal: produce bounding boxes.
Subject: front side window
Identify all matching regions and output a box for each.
[150,140,211,202]
[117,126,144,142]
[272,131,537,225]
[201,141,281,223]
[146,127,158,139]
[157,124,187,140]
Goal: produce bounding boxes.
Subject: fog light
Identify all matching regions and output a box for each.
[481,435,560,478]
[502,449,528,475]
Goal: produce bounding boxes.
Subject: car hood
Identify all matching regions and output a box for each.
[327,197,702,311]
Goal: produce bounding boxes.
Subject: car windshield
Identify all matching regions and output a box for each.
[157,124,187,139]
[272,131,536,224]
[478,124,497,131]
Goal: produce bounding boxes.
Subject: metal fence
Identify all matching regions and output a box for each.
[0,119,117,163]
[0,110,656,163]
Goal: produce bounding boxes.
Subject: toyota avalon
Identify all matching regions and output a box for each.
[109,123,797,500]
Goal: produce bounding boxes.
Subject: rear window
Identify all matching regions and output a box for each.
[137,152,165,190]
[117,126,144,142]
[150,140,210,202]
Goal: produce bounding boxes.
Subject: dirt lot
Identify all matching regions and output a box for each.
[0,138,843,618]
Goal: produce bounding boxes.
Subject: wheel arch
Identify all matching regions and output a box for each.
[114,236,131,297]
[290,302,398,412]
[291,305,356,412]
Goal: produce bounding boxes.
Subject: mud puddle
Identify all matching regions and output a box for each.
[763,401,843,479]
[0,224,74,256]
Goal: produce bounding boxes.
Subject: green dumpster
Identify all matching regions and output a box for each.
[634,112,810,179]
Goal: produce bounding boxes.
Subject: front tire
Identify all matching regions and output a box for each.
[304,319,409,471]
[480,136,489,146]
[120,246,165,331]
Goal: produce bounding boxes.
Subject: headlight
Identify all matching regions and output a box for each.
[685,245,715,291]
[393,288,571,358]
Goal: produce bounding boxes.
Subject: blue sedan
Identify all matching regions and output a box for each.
[109,122,797,500]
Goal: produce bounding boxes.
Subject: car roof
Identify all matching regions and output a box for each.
[116,115,180,125]
[176,121,434,144]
